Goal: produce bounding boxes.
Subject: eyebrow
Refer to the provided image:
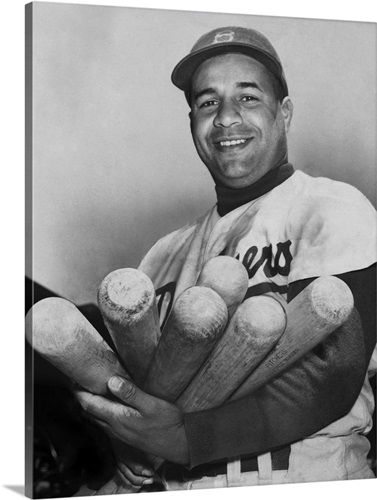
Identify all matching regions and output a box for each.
[193,81,263,101]
[236,81,264,92]
[193,87,216,101]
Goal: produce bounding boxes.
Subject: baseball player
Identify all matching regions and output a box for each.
[76,27,377,490]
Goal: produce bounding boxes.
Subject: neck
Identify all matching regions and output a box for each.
[215,161,294,216]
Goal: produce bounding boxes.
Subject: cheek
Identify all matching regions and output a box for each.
[192,119,211,151]
[250,101,279,127]
[257,112,281,142]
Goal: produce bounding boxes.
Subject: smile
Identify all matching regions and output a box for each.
[220,139,247,147]
[214,137,251,150]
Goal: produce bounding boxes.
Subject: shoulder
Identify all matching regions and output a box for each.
[287,171,377,280]
[289,170,375,233]
[292,170,373,207]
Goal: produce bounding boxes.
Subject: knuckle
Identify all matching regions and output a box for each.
[119,407,130,421]
[122,383,137,400]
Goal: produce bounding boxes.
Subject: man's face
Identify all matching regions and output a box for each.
[189,53,293,189]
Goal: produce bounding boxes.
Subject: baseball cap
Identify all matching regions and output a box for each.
[171,26,288,100]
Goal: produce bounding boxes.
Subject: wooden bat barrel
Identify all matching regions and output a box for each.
[230,276,354,400]
[26,297,143,495]
[143,286,228,402]
[176,295,286,411]
[25,297,129,395]
[196,256,249,317]
[97,268,161,386]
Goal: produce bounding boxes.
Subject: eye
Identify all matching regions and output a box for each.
[240,95,259,103]
[199,99,219,109]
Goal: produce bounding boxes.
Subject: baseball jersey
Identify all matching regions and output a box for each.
[138,169,377,483]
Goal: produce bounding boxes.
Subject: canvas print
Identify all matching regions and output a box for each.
[25,1,377,498]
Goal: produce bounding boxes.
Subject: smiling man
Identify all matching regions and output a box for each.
[189,53,292,189]
[76,27,377,492]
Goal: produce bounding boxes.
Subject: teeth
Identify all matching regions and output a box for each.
[220,139,247,147]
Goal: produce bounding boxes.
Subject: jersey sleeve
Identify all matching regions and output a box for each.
[288,177,377,282]
[182,264,376,468]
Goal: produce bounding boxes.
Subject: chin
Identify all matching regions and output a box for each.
[206,158,261,187]
[217,170,257,189]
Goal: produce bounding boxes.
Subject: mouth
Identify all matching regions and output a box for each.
[214,137,252,150]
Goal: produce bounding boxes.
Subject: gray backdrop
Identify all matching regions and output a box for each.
[28,2,376,304]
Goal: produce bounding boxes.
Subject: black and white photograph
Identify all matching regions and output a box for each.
[2,1,377,500]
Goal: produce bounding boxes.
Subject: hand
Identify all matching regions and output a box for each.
[96,442,156,494]
[75,376,189,465]
[114,441,158,488]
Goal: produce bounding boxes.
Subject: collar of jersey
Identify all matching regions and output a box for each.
[215,162,294,217]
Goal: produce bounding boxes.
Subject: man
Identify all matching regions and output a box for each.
[76,27,377,490]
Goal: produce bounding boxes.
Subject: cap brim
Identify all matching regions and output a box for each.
[171,42,288,97]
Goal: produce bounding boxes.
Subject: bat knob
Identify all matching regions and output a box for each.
[310,276,354,327]
[98,268,157,324]
[197,256,249,315]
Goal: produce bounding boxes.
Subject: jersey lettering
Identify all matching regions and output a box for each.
[237,240,293,279]
[156,241,293,327]
[244,281,289,298]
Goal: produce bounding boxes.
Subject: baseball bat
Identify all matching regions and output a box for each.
[25,297,129,395]
[128,264,245,486]
[98,268,161,387]
[196,256,249,317]
[143,286,228,402]
[176,295,286,411]
[230,276,354,400]
[26,297,144,495]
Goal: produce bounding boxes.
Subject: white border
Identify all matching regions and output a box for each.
[1,1,375,500]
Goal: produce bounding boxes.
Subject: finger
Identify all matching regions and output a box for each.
[76,389,140,421]
[117,463,154,486]
[127,461,154,477]
[112,442,155,477]
[75,389,117,417]
[122,456,154,477]
[131,464,154,477]
[108,376,157,413]
[95,477,138,495]
[75,389,119,419]
[88,417,112,433]
[95,472,151,495]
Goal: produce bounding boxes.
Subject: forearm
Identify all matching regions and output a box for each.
[184,307,367,468]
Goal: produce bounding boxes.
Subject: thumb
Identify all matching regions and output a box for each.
[108,376,148,411]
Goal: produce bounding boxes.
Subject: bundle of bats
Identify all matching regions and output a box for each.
[26,256,354,493]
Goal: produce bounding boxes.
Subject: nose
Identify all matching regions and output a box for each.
[213,100,242,128]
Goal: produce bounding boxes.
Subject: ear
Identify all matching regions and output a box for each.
[280,97,293,132]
